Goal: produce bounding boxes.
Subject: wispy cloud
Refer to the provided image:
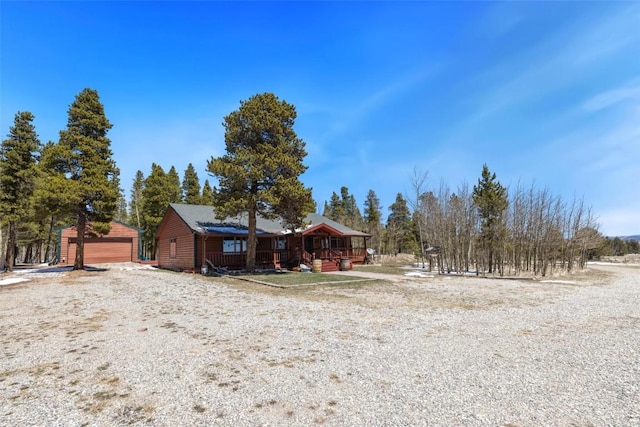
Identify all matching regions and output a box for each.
[302,64,437,172]
[454,5,640,132]
[317,65,436,136]
[582,79,640,112]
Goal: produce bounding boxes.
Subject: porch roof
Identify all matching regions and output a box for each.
[301,222,342,236]
[303,213,370,237]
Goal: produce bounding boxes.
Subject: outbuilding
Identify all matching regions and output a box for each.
[58,221,141,264]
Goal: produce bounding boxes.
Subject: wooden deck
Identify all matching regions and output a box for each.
[205,247,367,271]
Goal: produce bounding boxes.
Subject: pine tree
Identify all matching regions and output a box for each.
[207,92,314,271]
[363,189,383,254]
[141,163,170,258]
[327,192,345,222]
[167,165,182,203]
[340,187,362,230]
[129,170,145,228]
[201,179,214,205]
[363,189,382,227]
[114,191,129,223]
[322,201,331,217]
[55,89,120,269]
[0,111,41,270]
[386,193,416,255]
[472,164,508,274]
[33,141,74,264]
[182,163,202,204]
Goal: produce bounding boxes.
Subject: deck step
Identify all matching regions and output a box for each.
[321,260,340,272]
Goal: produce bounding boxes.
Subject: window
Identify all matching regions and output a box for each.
[274,236,286,250]
[223,237,247,253]
[170,238,177,258]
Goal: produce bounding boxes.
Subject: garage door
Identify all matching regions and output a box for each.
[67,237,134,264]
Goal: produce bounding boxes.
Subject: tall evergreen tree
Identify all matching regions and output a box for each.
[141,163,170,258]
[201,179,214,205]
[472,164,508,274]
[129,170,145,228]
[182,163,202,204]
[0,111,41,270]
[363,189,382,227]
[54,88,120,269]
[34,141,74,264]
[340,187,363,230]
[207,92,314,271]
[326,192,345,222]
[114,191,129,223]
[167,165,182,203]
[363,189,383,254]
[386,193,416,255]
[322,200,331,217]
[324,187,362,229]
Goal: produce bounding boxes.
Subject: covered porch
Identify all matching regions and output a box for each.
[201,223,370,272]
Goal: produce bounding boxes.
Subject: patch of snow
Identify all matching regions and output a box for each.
[0,277,29,286]
[13,266,73,275]
[404,272,435,278]
[540,280,577,285]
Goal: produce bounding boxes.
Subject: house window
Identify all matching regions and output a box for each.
[274,236,286,250]
[331,237,342,249]
[223,237,247,253]
[170,238,177,258]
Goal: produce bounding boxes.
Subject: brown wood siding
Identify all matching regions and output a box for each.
[156,207,196,271]
[59,221,140,264]
[67,238,133,264]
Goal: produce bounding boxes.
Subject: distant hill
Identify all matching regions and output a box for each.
[620,235,640,241]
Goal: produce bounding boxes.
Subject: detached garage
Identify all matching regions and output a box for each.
[58,221,141,264]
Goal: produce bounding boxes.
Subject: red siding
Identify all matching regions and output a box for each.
[67,239,133,264]
[156,207,196,271]
[59,221,140,264]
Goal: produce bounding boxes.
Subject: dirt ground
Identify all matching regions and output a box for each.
[0,262,638,426]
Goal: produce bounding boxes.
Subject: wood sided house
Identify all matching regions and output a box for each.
[156,203,371,273]
[58,221,141,264]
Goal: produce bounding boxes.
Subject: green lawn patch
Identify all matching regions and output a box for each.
[232,271,376,288]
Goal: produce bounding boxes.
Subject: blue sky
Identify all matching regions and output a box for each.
[2,1,639,236]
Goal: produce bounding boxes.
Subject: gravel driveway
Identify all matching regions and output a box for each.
[1,263,638,426]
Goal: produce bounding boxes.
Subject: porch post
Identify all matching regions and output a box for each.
[203,236,207,266]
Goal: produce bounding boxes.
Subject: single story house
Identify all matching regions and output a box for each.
[156,203,371,272]
[58,220,141,264]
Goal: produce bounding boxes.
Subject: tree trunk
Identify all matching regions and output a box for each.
[35,238,42,264]
[5,222,16,272]
[74,211,86,270]
[246,206,257,272]
[44,216,55,263]
[23,243,33,264]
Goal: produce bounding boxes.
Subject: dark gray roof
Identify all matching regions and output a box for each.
[169,203,370,237]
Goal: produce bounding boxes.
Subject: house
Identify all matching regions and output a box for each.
[156,203,371,273]
[58,221,141,264]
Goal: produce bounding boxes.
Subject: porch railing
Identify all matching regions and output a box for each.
[205,247,368,270]
[312,247,368,260]
[206,250,293,269]
[302,250,313,265]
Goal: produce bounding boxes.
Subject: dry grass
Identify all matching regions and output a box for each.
[230,271,375,287]
[375,253,417,266]
[351,265,409,275]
